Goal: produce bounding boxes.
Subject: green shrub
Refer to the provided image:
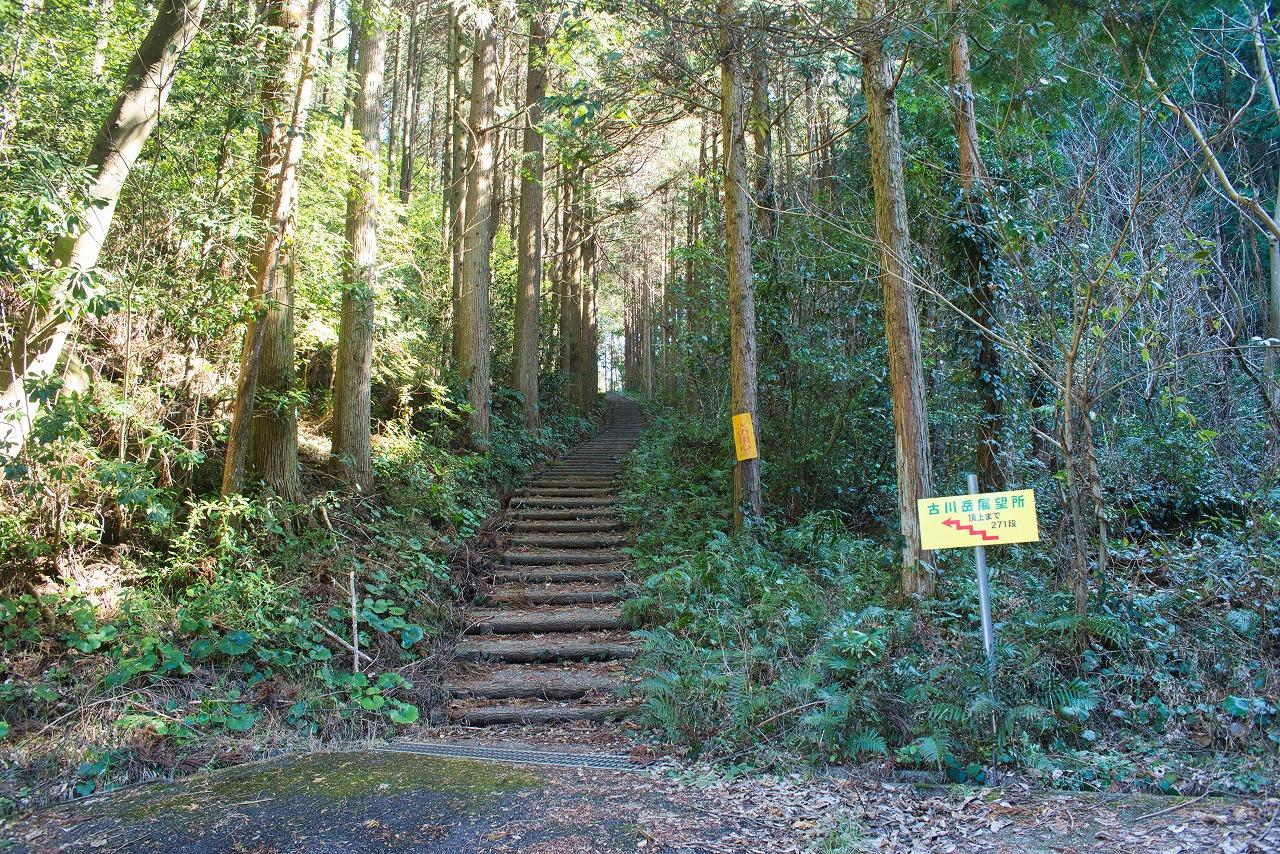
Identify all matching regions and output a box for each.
[622,409,1280,792]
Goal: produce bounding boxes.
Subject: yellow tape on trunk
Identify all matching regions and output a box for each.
[732,412,758,462]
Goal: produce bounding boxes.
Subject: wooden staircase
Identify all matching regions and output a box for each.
[446,396,645,727]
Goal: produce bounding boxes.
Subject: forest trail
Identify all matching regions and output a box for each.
[445,396,645,727]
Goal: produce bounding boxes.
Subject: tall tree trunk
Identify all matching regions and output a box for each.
[861,0,935,595]
[949,0,1004,489]
[721,1,763,528]
[1061,361,1090,626]
[331,0,386,490]
[684,118,707,343]
[386,17,402,178]
[0,0,43,152]
[439,17,452,285]
[578,215,598,412]
[513,5,547,428]
[0,0,206,459]
[340,0,357,129]
[662,195,676,403]
[559,167,582,386]
[448,11,466,368]
[639,270,653,395]
[544,155,561,373]
[320,0,336,107]
[424,67,440,194]
[92,0,114,77]
[623,275,634,391]
[490,28,506,243]
[458,3,497,450]
[1251,14,1280,427]
[748,31,775,246]
[221,0,319,498]
[397,2,420,203]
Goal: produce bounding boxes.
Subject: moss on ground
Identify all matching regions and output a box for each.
[110,751,543,823]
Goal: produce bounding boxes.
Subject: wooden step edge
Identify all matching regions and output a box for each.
[485,588,624,606]
[454,639,638,663]
[445,703,635,726]
[491,569,626,584]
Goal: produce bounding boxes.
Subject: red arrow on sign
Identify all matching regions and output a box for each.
[943,518,999,542]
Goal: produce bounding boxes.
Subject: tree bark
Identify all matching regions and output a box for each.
[0,0,207,460]
[544,155,561,373]
[513,5,547,428]
[92,0,114,77]
[861,0,935,595]
[221,0,320,499]
[1250,14,1280,425]
[448,11,466,368]
[721,0,763,528]
[559,167,582,390]
[578,214,598,412]
[638,270,653,395]
[439,16,452,291]
[386,17,402,179]
[331,0,386,491]
[458,3,497,451]
[397,2,420,203]
[748,31,775,245]
[340,0,358,129]
[948,0,1004,489]
[1,0,45,152]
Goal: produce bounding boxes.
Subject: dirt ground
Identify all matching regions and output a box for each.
[2,744,1276,853]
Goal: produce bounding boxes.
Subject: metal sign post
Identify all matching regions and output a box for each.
[915,478,1041,780]
[967,473,999,782]
[967,473,996,686]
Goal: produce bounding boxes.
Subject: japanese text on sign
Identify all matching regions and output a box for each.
[732,412,758,462]
[916,489,1039,550]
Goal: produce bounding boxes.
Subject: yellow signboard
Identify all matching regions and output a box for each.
[917,489,1039,551]
[732,412,758,461]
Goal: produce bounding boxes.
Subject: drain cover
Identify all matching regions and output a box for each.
[383,740,641,772]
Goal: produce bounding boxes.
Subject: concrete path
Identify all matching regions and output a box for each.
[6,745,1275,853]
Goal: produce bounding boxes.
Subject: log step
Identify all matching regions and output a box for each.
[449,664,622,700]
[515,487,616,498]
[465,605,625,634]
[507,519,625,533]
[508,509,619,521]
[504,550,625,566]
[508,533,630,549]
[491,567,626,584]
[454,635,638,663]
[510,496,617,508]
[446,702,634,726]
[485,582,623,606]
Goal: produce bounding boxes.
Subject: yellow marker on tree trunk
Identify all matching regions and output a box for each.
[732,412,758,461]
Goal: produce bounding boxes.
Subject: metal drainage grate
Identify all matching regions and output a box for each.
[382,740,641,772]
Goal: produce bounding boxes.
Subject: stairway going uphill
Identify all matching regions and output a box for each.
[446,396,645,727]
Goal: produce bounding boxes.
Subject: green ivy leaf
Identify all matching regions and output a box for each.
[1222,696,1256,717]
[218,630,253,656]
[389,703,419,725]
[224,711,256,732]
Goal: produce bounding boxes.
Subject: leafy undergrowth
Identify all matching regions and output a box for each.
[620,410,1279,796]
[0,386,593,817]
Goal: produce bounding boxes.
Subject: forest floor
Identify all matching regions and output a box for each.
[2,743,1276,853]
